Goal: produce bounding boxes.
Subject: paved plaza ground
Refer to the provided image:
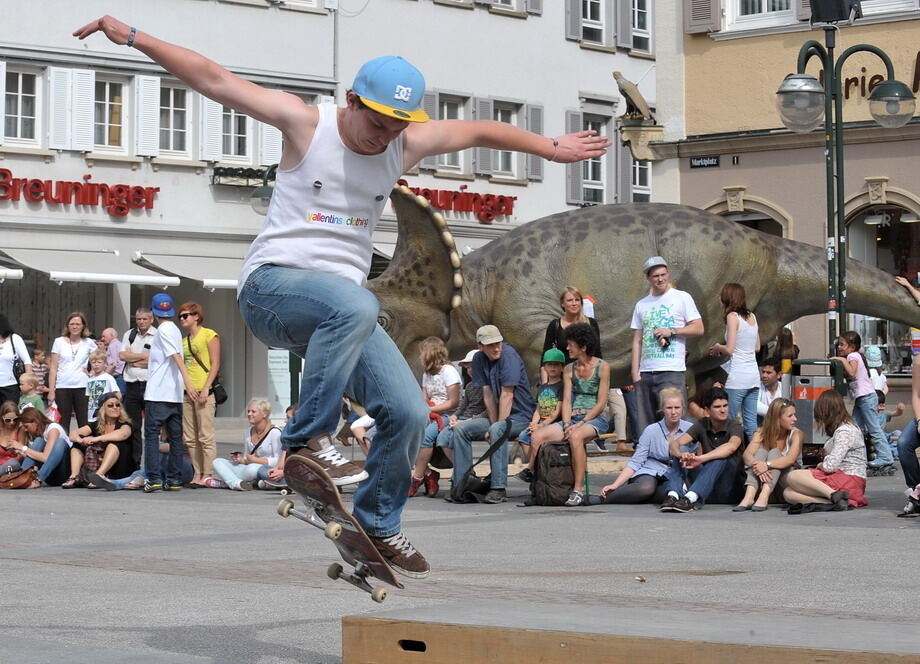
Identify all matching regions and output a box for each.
[3,428,919,663]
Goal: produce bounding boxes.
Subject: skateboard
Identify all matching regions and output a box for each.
[277,454,403,602]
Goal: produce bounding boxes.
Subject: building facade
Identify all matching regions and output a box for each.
[656,0,920,376]
[1,0,657,414]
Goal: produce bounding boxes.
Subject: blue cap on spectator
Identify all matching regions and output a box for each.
[352,56,429,123]
[151,293,175,318]
[865,345,882,367]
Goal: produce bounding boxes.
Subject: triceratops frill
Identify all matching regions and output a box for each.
[369,187,919,383]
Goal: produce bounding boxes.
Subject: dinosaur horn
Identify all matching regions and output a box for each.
[373,184,462,312]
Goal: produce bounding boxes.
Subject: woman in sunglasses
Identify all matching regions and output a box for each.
[0,401,23,474]
[64,392,131,488]
[733,398,803,512]
[15,407,71,487]
[177,301,221,488]
[784,390,868,509]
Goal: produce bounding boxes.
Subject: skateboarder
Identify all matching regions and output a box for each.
[75,15,610,578]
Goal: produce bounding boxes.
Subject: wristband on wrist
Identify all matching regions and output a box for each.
[548,138,559,162]
[126,27,137,48]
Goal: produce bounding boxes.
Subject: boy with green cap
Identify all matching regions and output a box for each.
[515,349,566,482]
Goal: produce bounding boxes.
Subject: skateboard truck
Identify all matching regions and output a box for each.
[278,498,389,603]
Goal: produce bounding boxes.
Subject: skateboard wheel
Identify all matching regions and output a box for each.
[324,522,343,540]
[327,563,343,580]
[371,587,387,603]
[277,499,294,518]
[280,488,293,496]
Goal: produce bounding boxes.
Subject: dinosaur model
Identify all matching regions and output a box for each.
[369,186,919,384]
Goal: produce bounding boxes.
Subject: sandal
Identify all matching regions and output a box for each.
[61,476,79,489]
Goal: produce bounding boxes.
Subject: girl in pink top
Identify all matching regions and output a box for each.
[830,331,892,468]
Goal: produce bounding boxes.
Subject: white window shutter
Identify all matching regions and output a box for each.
[795,0,811,20]
[604,0,617,47]
[565,0,581,40]
[525,104,544,182]
[135,75,161,157]
[565,110,584,205]
[259,121,283,166]
[0,61,5,146]
[48,68,72,150]
[616,0,632,48]
[70,69,95,152]
[418,91,439,170]
[199,94,223,161]
[473,97,494,176]
[684,0,721,33]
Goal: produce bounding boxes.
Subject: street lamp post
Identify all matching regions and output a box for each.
[775,8,915,354]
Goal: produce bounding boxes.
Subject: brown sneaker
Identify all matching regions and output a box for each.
[304,434,369,486]
[370,532,430,579]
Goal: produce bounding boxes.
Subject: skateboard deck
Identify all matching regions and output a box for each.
[278,454,403,602]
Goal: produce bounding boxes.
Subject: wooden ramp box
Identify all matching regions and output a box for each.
[343,601,920,664]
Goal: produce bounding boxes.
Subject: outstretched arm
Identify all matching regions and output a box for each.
[403,119,611,171]
[895,276,920,305]
[73,16,313,148]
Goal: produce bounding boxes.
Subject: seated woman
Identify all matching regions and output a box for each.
[530,322,610,507]
[0,401,23,475]
[783,390,868,509]
[65,392,131,488]
[598,388,692,504]
[734,398,803,512]
[16,407,72,486]
[210,398,281,490]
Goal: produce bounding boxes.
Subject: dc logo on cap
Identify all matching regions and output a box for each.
[394,85,413,103]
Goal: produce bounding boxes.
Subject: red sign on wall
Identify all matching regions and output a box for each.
[397,179,516,224]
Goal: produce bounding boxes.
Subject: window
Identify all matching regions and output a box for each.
[632,159,651,202]
[582,0,604,42]
[581,115,606,203]
[4,71,38,143]
[493,103,517,176]
[94,80,124,148]
[159,86,188,154]
[632,0,650,51]
[222,106,248,158]
[437,96,464,170]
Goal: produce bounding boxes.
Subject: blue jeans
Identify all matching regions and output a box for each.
[450,418,527,490]
[421,421,442,447]
[898,420,920,489]
[114,455,194,489]
[635,371,686,434]
[726,387,758,440]
[143,401,184,485]
[21,435,69,483]
[239,264,428,537]
[852,392,892,465]
[665,456,741,504]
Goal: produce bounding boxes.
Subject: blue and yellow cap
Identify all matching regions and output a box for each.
[352,56,429,123]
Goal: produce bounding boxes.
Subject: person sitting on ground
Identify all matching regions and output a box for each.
[733,398,803,512]
[514,348,565,481]
[15,407,72,487]
[756,358,783,426]
[450,325,535,504]
[660,387,744,513]
[90,439,195,491]
[897,352,920,517]
[433,349,486,460]
[65,392,131,488]
[598,388,692,505]
[210,398,282,491]
[351,414,377,455]
[529,322,610,506]
[865,345,889,395]
[783,390,867,509]
[18,373,45,412]
[0,401,23,475]
[85,350,121,423]
[409,337,461,498]
[874,390,905,448]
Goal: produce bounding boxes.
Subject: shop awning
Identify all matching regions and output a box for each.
[0,248,179,287]
[133,252,242,290]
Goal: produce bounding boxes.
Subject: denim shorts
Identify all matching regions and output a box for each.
[572,412,609,435]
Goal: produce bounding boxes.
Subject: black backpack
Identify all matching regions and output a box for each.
[528,442,574,506]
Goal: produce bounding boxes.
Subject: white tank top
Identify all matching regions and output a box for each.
[239,103,404,290]
[724,312,760,390]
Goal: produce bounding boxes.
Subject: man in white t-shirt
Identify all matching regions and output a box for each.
[143,293,195,492]
[120,308,156,471]
[756,358,783,424]
[630,256,704,434]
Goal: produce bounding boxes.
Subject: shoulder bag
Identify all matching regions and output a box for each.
[448,418,513,504]
[0,466,38,490]
[11,334,26,380]
[186,335,228,405]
